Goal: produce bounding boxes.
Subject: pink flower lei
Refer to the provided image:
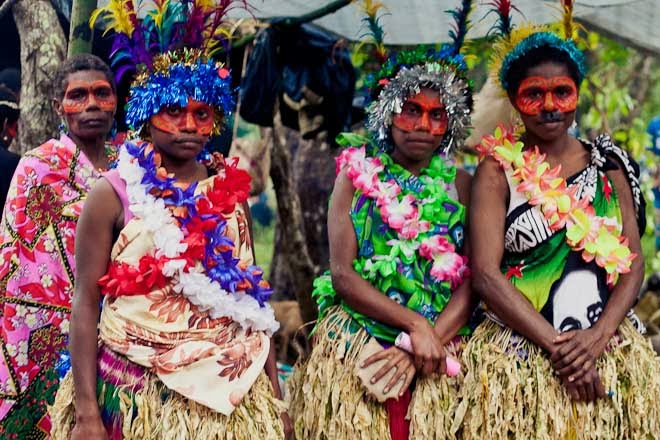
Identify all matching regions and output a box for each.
[336,146,469,288]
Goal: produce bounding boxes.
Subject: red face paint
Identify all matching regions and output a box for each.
[62,80,117,114]
[151,98,215,136]
[392,92,448,136]
[515,76,578,116]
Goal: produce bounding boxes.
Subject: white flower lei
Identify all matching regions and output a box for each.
[116,146,279,335]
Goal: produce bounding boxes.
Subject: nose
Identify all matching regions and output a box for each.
[543,92,556,111]
[86,93,101,111]
[414,111,431,132]
[181,111,197,133]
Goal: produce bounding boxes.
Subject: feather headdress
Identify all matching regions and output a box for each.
[362,0,475,154]
[486,0,586,92]
[91,0,250,133]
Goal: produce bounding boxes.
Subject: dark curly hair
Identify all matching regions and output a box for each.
[52,54,116,101]
[503,45,582,96]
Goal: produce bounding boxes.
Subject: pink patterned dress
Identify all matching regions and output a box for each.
[0,134,103,439]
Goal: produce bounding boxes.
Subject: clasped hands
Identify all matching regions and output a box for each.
[360,318,450,398]
[550,327,611,402]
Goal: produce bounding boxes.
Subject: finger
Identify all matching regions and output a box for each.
[397,365,416,397]
[585,378,596,402]
[553,331,577,344]
[361,349,390,368]
[553,343,590,370]
[550,339,583,364]
[556,353,592,378]
[413,355,424,372]
[383,357,412,393]
[370,358,399,384]
[566,359,594,383]
[439,355,447,376]
[594,376,606,399]
[563,381,580,401]
[577,384,588,402]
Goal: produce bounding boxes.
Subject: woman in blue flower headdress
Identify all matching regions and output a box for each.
[455,1,660,438]
[288,3,476,439]
[49,2,291,439]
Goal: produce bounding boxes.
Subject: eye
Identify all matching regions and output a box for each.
[67,90,86,100]
[524,88,544,98]
[196,108,210,119]
[95,87,113,98]
[401,103,421,116]
[554,86,574,97]
[430,109,447,120]
[166,106,182,116]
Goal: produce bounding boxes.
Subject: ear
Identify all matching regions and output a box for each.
[52,97,64,118]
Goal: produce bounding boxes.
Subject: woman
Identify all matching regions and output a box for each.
[50,2,289,438]
[0,85,20,210]
[458,26,660,438]
[289,46,474,439]
[0,54,118,439]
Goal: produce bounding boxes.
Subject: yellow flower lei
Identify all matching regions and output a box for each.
[477,125,636,286]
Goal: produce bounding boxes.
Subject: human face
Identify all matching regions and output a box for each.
[149,98,214,161]
[513,62,578,142]
[392,89,448,136]
[390,88,446,167]
[56,70,116,140]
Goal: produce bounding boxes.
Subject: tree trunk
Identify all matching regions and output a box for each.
[68,0,96,56]
[13,0,67,153]
[269,104,318,324]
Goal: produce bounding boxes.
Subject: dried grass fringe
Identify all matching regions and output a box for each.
[288,306,464,439]
[454,318,660,440]
[49,368,285,439]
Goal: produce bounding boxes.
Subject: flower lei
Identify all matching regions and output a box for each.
[98,141,278,335]
[477,125,636,286]
[336,144,469,288]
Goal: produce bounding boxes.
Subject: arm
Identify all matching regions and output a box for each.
[469,158,559,352]
[70,179,122,438]
[433,168,476,344]
[329,170,444,375]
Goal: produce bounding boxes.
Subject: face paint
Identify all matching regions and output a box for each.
[151,98,215,136]
[62,80,117,114]
[515,76,578,116]
[392,92,448,136]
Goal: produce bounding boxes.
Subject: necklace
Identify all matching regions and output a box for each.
[476,124,635,286]
[98,141,278,334]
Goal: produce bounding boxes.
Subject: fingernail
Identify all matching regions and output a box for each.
[569,376,574,382]
[383,388,389,393]
[370,378,376,384]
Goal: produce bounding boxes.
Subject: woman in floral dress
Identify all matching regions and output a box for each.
[0,54,118,439]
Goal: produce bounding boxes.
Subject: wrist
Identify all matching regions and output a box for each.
[74,401,101,422]
[403,313,429,334]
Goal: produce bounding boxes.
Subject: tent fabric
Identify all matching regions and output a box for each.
[242,0,660,55]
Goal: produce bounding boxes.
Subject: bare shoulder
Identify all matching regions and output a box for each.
[473,157,507,190]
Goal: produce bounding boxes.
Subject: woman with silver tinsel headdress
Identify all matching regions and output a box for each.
[287,3,476,438]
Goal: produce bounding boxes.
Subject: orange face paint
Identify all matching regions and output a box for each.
[151,98,215,136]
[515,76,578,116]
[62,80,117,114]
[392,92,448,136]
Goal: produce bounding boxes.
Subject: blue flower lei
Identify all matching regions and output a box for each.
[124,141,273,306]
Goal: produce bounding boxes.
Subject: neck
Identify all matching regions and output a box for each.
[389,152,431,177]
[521,130,572,158]
[159,155,205,183]
[68,132,107,167]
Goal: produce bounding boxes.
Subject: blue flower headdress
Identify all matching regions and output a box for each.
[91,0,249,134]
[361,0,474,154]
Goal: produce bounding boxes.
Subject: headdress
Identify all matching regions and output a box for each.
[91,0,248,134]
[488,0,586,93]
[359,0,474,154]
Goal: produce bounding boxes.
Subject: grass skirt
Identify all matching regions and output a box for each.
[48,346,285,440]
[288,306,464,439]
[455,318,660,439]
